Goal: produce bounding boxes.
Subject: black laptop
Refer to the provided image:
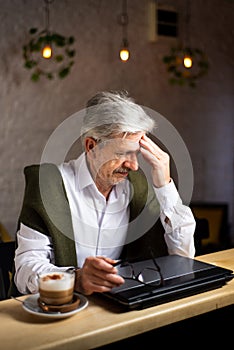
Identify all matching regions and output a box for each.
[103,254,234,310]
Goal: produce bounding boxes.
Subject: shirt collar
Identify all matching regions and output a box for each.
[73,153,94,192]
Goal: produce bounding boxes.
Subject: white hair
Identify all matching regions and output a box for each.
[81,91,155,143]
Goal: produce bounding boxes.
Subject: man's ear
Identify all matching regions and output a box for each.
[85,137,97,156]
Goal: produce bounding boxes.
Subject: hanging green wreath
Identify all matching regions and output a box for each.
[23,28,76,82]
[163,46,209,87]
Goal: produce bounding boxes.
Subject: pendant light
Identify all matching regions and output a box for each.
[163,0,209,87]
[23,0,76,81]
[119,0,130,62]
[42,0,53,59]
[183,0,192,69]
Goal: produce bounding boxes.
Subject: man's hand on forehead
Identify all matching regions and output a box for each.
[139,134,171,187]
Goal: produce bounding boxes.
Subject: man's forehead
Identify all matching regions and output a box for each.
[107,138,140,151]
[98,132,144,150]
[119,139,140,148]
[114,131,144,142]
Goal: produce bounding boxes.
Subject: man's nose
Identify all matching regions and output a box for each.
[123,154,139,171]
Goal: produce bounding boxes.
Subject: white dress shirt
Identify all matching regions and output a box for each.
[14,153,196,294]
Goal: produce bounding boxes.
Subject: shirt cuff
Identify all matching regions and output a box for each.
[153,179,181,211]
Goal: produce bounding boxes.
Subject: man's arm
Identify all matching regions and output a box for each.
[155,180,196,257]
[140,134,196,257]
[14,223,67,294]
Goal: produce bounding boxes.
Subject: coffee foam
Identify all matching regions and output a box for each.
[39,272,74,291]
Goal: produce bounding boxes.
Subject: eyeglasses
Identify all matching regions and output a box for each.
[94,138,140,161]
[113,255,164,289]
[114,149,140,161]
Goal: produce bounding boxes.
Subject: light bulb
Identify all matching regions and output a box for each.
[42,45,52,59]
[183,56,192,68]
[120,48,130,62]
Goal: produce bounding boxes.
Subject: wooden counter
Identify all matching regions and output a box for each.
[1,248,234,350]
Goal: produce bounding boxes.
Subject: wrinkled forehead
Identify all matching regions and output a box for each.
[101,132,144,151]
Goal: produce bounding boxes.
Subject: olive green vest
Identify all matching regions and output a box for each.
[9,163,167,297]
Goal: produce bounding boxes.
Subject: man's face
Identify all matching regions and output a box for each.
[86,132,144,189]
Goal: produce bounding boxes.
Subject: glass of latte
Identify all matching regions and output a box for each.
[38,271,75,306]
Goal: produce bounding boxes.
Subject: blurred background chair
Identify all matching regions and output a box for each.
[190,202,230,255]
[193,216,210,256]
[0,222,12,242]
[0,241,15,300]
[0,222,15,300]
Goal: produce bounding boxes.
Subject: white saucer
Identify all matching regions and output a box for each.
[22,293,88,319]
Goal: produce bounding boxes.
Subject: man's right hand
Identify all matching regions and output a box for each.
[74,256,125,295]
